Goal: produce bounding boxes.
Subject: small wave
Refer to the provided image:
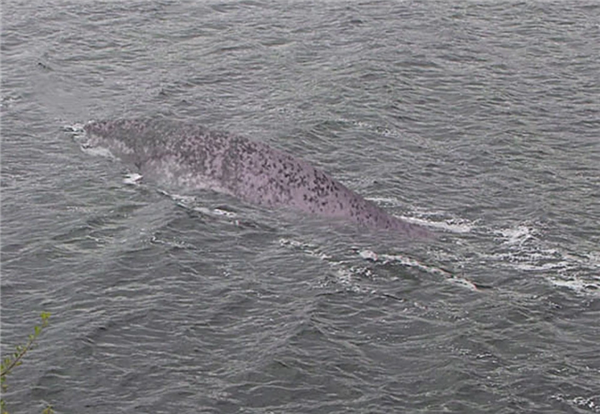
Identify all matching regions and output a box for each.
[357,249,479,291]
[278,236,480,292]
[278,237,380,294]
[164,192,239,219]
[278,238,331,261]
[404,215,474,234]
[80,146,115,158]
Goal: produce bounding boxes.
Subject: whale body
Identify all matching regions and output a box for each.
[83,119,431,238]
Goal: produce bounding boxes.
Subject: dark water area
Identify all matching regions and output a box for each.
[2,1,599,413]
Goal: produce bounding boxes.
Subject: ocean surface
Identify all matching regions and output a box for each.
[1,1,599,413]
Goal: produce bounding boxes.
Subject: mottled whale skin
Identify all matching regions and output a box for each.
[83,119,431,238]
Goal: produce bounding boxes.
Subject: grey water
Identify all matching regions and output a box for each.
[1,1,599,413]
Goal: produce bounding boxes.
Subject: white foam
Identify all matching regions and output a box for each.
[401,215,474,234]
[495,225,537,245]
[80,145,115,159]
[365,197,476,234]
[212,208,237,218]
[158,191,239,219]
[549,277,600,295]
[64,123,85,134]
[123,173,143,185]
[184,205,238,220]
[366,196,400,206]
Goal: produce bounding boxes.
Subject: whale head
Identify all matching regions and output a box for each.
[82,119,168,167]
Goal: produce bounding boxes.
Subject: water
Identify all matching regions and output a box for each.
[1,1,599,413]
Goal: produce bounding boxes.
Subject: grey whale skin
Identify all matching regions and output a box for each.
[84,119,431,238]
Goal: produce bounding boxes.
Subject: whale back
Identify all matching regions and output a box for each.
[83,119,431,238]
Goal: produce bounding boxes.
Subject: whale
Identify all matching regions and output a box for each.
[83,119,431,238]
